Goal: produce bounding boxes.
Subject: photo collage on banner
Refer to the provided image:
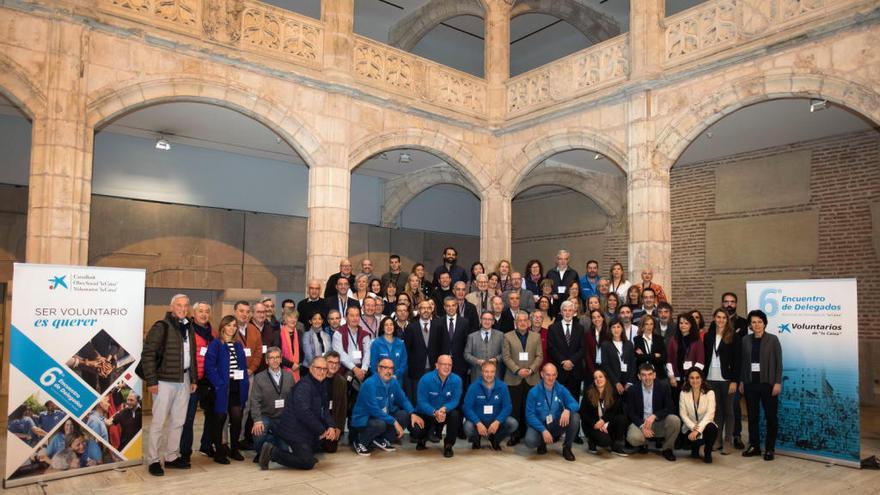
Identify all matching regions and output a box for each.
[747,278,860,468]
[4,264,146,488]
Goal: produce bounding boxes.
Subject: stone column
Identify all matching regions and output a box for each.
[629,0,664,80]
[480,184,512,271]
[626,90,672,298]
[27,22,92,265]
[321,0,354,80]
[485,0,512,126]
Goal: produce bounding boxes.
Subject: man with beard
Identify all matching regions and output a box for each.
[432,247,468,288]
[579,260,601,300]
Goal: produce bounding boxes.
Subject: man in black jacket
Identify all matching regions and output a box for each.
[544,250,579,299]
[259,357,337,470]
[323,259,355,299]
[323,277,360,320]
[453,282,479,334]
[547,301,584,402]
[624,363,681,461]
[432,247,468,288]
[404,300,448,402]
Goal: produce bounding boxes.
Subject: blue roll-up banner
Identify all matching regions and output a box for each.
[5,264,146,487]
[747,278,860,468]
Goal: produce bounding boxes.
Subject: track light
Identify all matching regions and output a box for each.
[155,136,171,151]
[706,131,713,139]
[380,152,388,160]
[593,153,602,160]
[399,152,412,164]
[810,99,828,112]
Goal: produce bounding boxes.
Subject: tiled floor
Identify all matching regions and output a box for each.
[2,403,879,495]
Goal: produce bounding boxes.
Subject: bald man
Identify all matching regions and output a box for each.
[523,363,580,461]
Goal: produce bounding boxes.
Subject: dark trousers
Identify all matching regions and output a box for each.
[320,439,339,453]
[180,379,213,459]
[733,388,744,437]
[351,410,410,447]
[583,412,627,448]
[688,422,719,453]
[271,437,318,470]
[557,372,581,404]
[211,383,242,455]
[524,413,581,449]
[708,380,733,446]
[411,409,461,447]
[745,382,778,451]
[508,381,531,438]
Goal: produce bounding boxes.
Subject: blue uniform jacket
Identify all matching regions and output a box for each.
[350,374,414,428]
[525,382,579,433]
[416,370,462,415]
[462,379,512,425]
[369,337,408,380]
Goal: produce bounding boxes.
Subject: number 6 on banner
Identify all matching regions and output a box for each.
[40,367,63,387]
[758,288,780,317]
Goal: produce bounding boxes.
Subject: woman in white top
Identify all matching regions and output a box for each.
[608,263,631,300]
[680,368,718,463]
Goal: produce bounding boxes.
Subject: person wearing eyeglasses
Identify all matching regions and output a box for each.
[249,347,295,462]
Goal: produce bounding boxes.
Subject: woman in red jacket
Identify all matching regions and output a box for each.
[666,313,705,412]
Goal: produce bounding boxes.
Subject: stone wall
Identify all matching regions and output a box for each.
[0,184,27,283]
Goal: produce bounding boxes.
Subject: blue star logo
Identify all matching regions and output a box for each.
[778,323,790,334]
[48,275,68,290]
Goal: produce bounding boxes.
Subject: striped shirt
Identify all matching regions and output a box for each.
[227,342,240,378]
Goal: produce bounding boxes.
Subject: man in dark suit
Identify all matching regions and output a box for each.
[547,300,584,403]
[452,282,479,334]
[490,295,514,333]
[323,259,355,299]
[624,363,681,461]
[404,300,449,402]
[440,296,470,381]
[544,249,579,300]
[431,271,454,310]
[322,277,359,320]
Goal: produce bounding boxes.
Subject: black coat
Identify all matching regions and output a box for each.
[323,273,355,299]
[493,311,515,333]
[545,267,580,295]
[624,381,675,425]
[547,319,585,380]
[456,299,480,334]
[633,334,667,374]
[580,389,625,426]
[703,328,741,382]
[275,373,334,446]
[600,340,636,388]
[322,296,360,320]
[404,319,448,380]
[440,314,470,378]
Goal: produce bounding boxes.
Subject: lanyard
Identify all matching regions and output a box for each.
[269,372,282,397]
[361,317,376,336]
[349,328,360,351]
[544,386,555,410]
[693,392,702,422]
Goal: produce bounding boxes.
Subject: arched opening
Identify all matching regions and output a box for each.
[668,96,880,420]
[349,148,481,284]
[90,101,312,327]
[261,0,321,19]
[511,149,627,282]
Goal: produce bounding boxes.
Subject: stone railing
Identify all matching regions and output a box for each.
[664,0,840,64]
[505,34,629,118]
[98,0,323,68]
[352,35,487,118]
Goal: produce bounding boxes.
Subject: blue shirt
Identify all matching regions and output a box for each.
[350,374,413,428]
[579,275,599,300]
[462,379,512,425]
[525,382,579,433]
[369,336,408,380]
[416,370,463,415]
[642,384,654,423]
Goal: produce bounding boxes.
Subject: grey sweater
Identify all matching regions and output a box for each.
[739,332,783,385]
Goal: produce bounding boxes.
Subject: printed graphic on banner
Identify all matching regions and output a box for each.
[747,279,860,467]
[5,264,146,487]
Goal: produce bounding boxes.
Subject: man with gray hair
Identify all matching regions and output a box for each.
[143,294,198,476]
[250,346,296,461]
[466,274,491,315]
[503,272,535,311]
[545,249,580,300]
[180,301,214,460]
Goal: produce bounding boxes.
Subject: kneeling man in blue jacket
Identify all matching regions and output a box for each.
[463,360,517,451]
[524,363,580,461]
[350,357,425,456]
[412,354,463,458]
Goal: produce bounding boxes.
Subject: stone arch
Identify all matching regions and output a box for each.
[349,128,492,193]
[0,53,46,120]
[655,70,880,172]
[513,162,624,219]
[387,0,619,52]
[502,128,628,193]
[86,75,325,168]
[380,163,478,227]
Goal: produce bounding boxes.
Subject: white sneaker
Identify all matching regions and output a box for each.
[372,439,397,452]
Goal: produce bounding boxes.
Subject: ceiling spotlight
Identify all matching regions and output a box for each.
[593,153,602,160]
[380,152,388,160]
[399,152,412,164]
[810,99,828,112]
[155,136,171,151]
[706,131,713,139]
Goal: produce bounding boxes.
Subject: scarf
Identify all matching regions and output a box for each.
[280,325,301,382]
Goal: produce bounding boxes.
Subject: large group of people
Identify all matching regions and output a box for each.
[141,248,783,475]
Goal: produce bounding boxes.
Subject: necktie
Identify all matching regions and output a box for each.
[423,322,429,339]
[483,332,489,344]
[565,323,571,345]
[481,292,487,311]
[448,317,455,339]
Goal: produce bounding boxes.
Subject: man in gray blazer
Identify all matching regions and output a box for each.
[464,311,505,382]
[250,347,296,459]
[502,272,535,311]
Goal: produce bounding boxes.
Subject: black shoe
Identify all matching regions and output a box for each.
[457,430,466,440]
[662,449,676,462]
[213,456,230,465]
[443,445,454,458]
[704,451,713,464]
[238,440,254,451]
[229,450,244,461]
[562,447,575,462]
[165,457,190,469]
[428,430,441,443]
[536,443,547,455]
[742,446,762,457]
[690,448,701,459]
[506,434,520,447]
[252,453,260,464]
[587,440,598,454]
[198,447,215,458]
[416,440,427,451]
[733,437,745,450]
[489,435,501,451]
[472,439,481,450]
[148,462,164,476]
[259,443,273,471]
[573,436,584,445]
[763,450,775,461]
[612,445,628,457]
[638,445,649,454]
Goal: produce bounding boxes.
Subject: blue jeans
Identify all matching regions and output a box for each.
[253,415,277,454]
[463,417,518,442]
[524,413,581,450]
[351,410,410,447]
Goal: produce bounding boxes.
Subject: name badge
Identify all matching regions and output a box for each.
[329,400,333,410]
[382,407,388,414]
[244,348,252,357]
[352,350,363,360]
[683,360,692,369]
[199,347,207,357]
[483,405,493,415]
[751,362,760,372]
[233,370,244,380]
[274,399,285,409]
[545,415,553,425]
[519,352,529,361]
[620,363,628,373]
[262,345,267,354]
[557,287,566,294]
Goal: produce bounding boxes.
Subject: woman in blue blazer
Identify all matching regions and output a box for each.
[205,315,250,464]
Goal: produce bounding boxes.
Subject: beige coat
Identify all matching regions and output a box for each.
[502,330,543,387]
[679,389,716,434]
